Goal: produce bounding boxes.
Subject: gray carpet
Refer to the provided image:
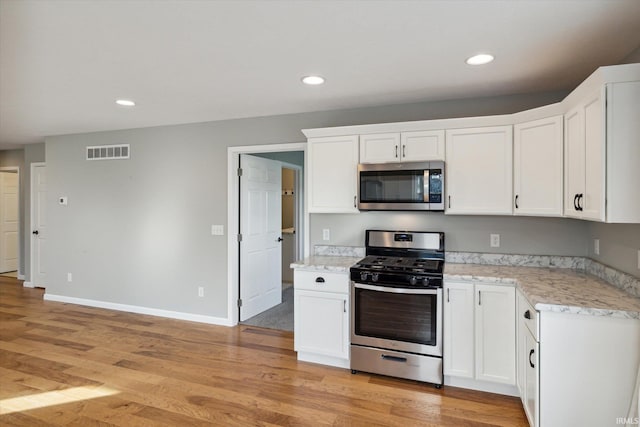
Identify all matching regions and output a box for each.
[242,286,294,331]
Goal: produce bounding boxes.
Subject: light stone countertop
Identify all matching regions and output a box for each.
[290,256,363,273]
[291,256,640,319]
[444,263,640,319]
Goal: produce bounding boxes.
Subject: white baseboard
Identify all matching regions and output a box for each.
[43,293,233,327]
[23,281,34,288]
[444,375,519,396]
[18,274,25,280]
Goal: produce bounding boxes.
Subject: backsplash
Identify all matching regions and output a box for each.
[445,252,585,269]
[585,259,640,298]
[314,245,365,258]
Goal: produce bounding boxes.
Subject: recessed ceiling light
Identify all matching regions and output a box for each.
[301,75,325,85]
[466,54,494,65]
[115,99,136,107]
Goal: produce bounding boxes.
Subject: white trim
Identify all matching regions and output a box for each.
[444,375,519,397]
[43,293,233,326]
[227,142,307,327]
[0,166,21,276]
[23,281,33,288]
[279,161,304,263]
[18,273,25,280]
[29,162,45,287]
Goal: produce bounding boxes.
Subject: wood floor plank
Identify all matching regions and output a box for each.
[0,277,528,426]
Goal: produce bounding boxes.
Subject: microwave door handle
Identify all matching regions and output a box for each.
[423,169,430,203]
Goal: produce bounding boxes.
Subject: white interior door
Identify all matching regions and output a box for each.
[240,154,282,321]
[0,171,19,272]
[32,164,47,286]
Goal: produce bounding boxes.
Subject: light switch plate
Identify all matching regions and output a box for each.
[211,225,224,236]
[322,229,330,241]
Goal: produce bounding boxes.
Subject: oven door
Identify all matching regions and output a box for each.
[351,283,442,357]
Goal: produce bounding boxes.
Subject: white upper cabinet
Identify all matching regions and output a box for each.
[445,126,513,215]
[307,135,359,213]
[564,90,605,221]
[513,116,564,216]
[603,81,640,223]
[565,82,640,223]
[400,130,446,161]
[360,130,445,163]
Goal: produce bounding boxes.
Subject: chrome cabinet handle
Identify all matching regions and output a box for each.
[402,144,406,158]
[395,145,398,158]
[448,195,451,209]
[478,290,481,305]
[447,288,450,303]
[353,195,357,208]
[343,300,346,313]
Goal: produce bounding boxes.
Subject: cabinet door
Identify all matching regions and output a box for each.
[359,133,400,163]
[445,126,513,215]
[582,91,605,221]
[475,284,516,385]
[564,106,584,218]
[294,290,349,359]
[443,282,475,378]
[400,130,445,161]
[307,135,359,213]
[523,331,539,427]
[514,116,563,216]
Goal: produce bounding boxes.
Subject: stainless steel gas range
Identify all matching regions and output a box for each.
[350,229,444,387]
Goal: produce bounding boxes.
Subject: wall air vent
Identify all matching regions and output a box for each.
[86,144,130,161]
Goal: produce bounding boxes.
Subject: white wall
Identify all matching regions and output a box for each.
[45,89,607,321]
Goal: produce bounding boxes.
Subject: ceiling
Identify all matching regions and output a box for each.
[1,0,639,150]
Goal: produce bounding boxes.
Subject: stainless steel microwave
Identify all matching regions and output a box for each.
[358,161,445,211]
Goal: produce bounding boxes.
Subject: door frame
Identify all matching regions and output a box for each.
[0,166,21,277]
[227,143,307,326]
[279,161,303,264]
[26,162,45,288]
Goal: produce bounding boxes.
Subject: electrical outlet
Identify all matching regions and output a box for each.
[67,273,72,282]
[198,287,204,297]
[490,234,500,248]
[594,239,600,255]
[211,225,224,235]
[322,229,330,241]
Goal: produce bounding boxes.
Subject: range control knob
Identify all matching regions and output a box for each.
[371,273,379,282]
[409,276,417,286]
[422,277,430,287]
[360,272,368,282]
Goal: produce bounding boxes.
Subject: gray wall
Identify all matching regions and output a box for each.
[310,213,588,256]
[0,149,25,275]
[587,223,640,278]
[45,88,605,320]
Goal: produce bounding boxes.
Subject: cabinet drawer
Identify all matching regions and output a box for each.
[294,270,349,293]
[518,292,538,341]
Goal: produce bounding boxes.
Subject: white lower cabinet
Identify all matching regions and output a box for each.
[517,290,539,427]
[293,269,349,368]
[517,289,640,427]
[444,281,516,393]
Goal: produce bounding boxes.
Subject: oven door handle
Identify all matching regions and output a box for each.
[354,283,439,295]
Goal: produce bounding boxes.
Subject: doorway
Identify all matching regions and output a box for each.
[227,143,306,328]
[0,168,20,277]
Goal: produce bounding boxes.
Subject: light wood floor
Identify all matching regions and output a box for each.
[0,276,528,426]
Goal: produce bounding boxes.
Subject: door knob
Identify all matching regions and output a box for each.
[276,237,283,242]
[32,230,39,235]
